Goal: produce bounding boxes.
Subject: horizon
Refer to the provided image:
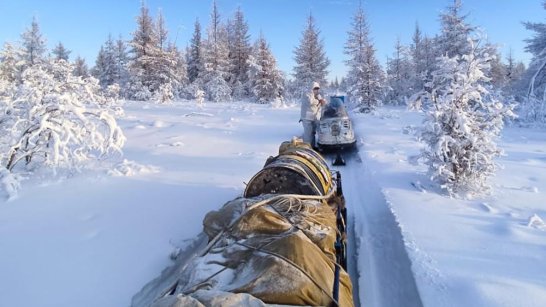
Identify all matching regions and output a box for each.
[0,0,543,81]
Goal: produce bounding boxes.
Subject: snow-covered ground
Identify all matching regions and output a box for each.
[352,107,546,307]
[1,101,545,307]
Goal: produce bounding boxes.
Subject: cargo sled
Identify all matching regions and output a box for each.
[132,139,353,307]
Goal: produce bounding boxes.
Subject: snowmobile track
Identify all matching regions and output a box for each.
[331,150,423,307]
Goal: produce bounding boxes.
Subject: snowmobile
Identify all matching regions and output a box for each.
[316,96,356,166]
[131,139,354,307]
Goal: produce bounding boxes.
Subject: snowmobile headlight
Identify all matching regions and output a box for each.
[331,123,341,136]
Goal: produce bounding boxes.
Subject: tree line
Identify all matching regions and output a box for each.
[2,0,546,197]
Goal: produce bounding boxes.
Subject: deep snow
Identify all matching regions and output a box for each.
[352,107,546,307]
[0,101,545,307]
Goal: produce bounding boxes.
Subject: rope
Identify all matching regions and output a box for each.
[234,241,340,307]
[245,187,336,212]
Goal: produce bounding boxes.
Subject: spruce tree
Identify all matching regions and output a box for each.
[202,0,231,102]
[187,18,204,84]
[114,36,130,95]
[248,33,283,104]
[386,38,412,104]
[522,1,546,121]
[437,0,475,58]
[227,7,251,99]
[73,56,89,78]
[20,17,47,66]
[52,42,71,61]
[421,40,514,197]
[410,23,428,92]
[293,13,330,97]
[93,35,118,89]
[344,4,384,112]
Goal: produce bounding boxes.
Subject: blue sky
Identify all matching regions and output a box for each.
[0,0,543,81]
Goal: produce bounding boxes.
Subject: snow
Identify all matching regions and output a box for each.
[1,101,545,307]
[352,106,546,307]
[0,100,299,307]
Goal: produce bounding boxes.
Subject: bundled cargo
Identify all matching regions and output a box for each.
[132,139,353,307]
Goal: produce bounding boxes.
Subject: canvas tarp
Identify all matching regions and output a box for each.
[150,195,354,307]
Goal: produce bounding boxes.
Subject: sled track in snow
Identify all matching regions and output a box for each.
[331,151,423,307]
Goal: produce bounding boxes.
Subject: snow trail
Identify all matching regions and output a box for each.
[337,153,423,307]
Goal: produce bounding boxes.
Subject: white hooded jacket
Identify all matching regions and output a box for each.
[300,91,323,121]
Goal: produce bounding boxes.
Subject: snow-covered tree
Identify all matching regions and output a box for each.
[0,59,125,173]
[0,42,25,83]
[20,17,47,67]
[344,4,384,112]
[436,0,475,58]
[52,42,71,61]
[156,9,168,51]
[128,2,160,100]
[227,7,252,99]
[204,74,230,103]
[485,44,507,89]
[421,36,437,85]
[202,0,231,102]
[149,15,180,103]
[114,36,130,97]
[520,1,546,122]
[187,18,204,84]
[168,43,188,98]
[127,3,179,101]
[292,13,330,98]
[73,56,90,78]
[247,33,284,104]
[92,36,118,88]
[409,23,434,93]
[504,49,526,95]
[386,38,413,104]
[420,39,515,197]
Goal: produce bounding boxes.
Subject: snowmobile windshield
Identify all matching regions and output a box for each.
[322,97,347,119]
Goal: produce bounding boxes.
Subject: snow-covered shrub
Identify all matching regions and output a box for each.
[104,83,121,103]
[0,167,22,200]
[195,88,205,105]
[154,83,174,104]
[206,73,231,102]
[420,40,515,197]
[0,59,125,173]
[127,74,152,101]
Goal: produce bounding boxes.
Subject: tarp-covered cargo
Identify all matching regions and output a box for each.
[132,140,353,307]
